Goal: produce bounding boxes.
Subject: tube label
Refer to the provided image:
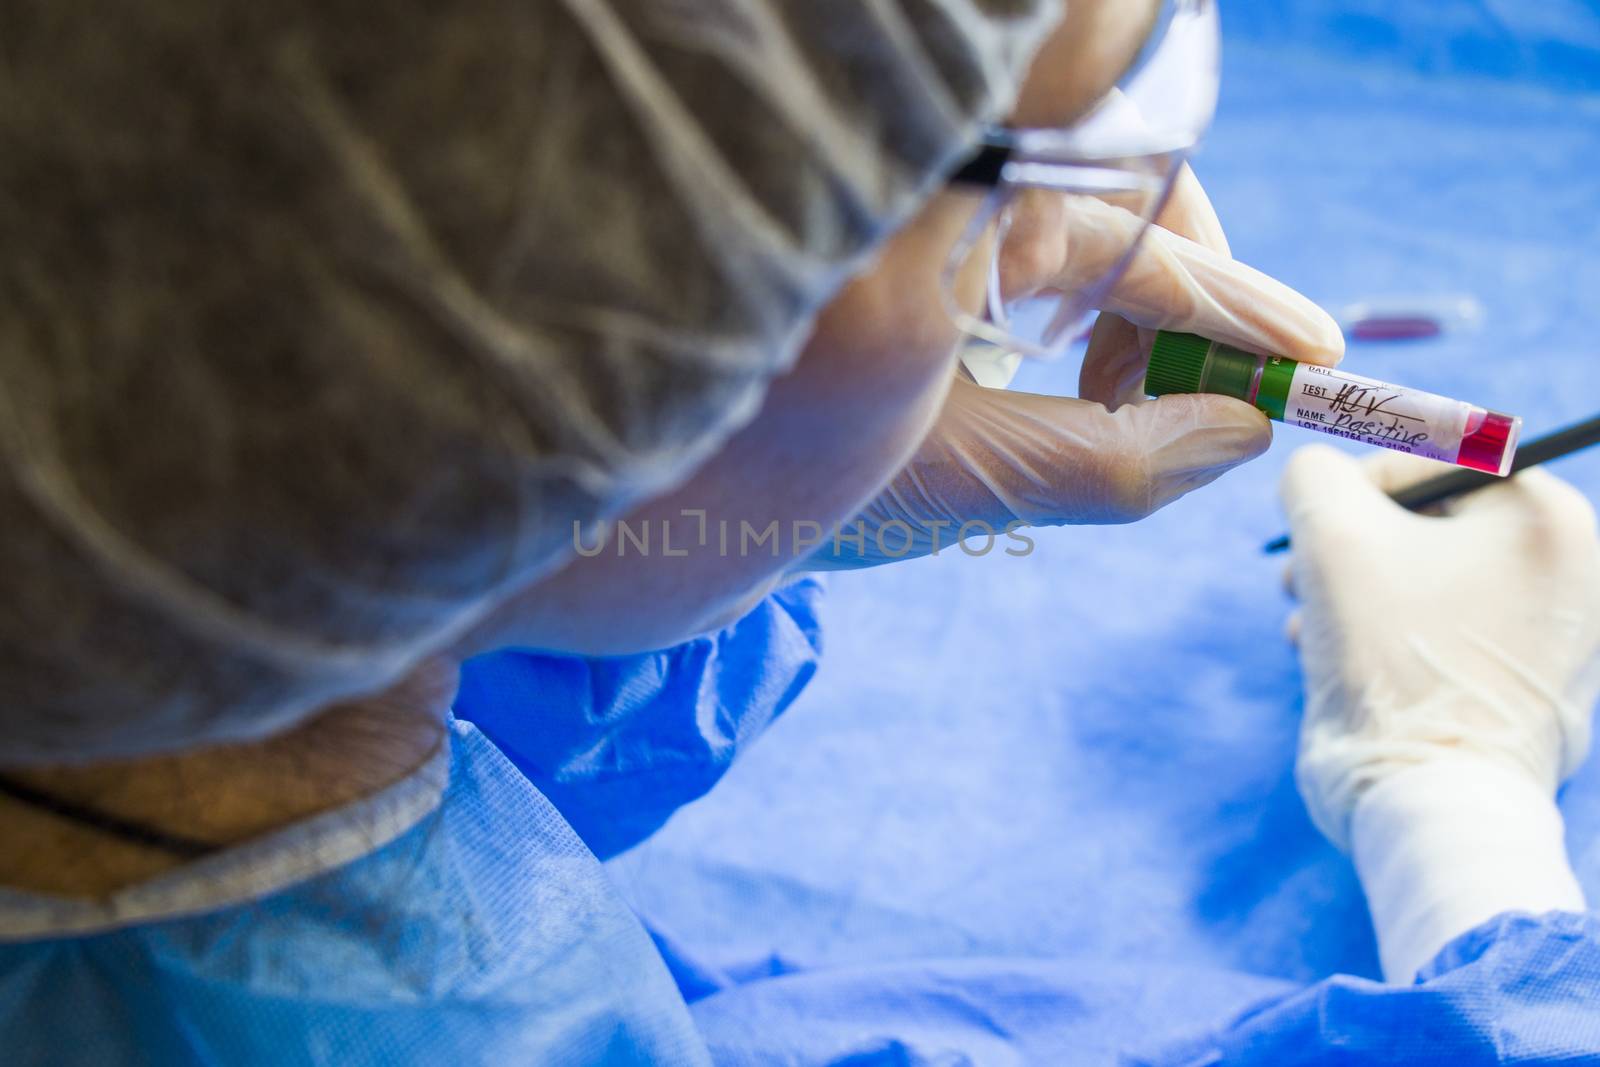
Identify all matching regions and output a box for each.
[1258,359,1468,463]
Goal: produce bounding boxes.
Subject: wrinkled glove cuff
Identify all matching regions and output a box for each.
[1349,752,1585,983]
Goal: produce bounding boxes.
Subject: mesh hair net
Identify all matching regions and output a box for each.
[0,0,1061,762]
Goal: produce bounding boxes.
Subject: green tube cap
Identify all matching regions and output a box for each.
[1145,331,1214,397]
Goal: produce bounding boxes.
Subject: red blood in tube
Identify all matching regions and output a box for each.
[1455,411,1517,474]
[1347,316,1443,341]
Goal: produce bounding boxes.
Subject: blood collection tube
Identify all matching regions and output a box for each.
[1336,294,1483,342]
[1145,331,1521,475]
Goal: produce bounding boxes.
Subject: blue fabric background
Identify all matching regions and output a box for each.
[456,580,824,862]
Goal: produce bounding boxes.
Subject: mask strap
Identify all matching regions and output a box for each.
[0,772,220,859]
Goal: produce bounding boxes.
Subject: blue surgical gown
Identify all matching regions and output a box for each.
[5,578,1600,1065]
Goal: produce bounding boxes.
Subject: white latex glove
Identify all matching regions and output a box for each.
[1282,445,1600,982]
[810,167,1344,567]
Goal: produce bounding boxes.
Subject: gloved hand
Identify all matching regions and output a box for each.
[1282,445,1600,981]
[808,168,1344,567]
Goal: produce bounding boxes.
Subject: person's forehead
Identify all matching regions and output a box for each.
[1008,0,1163,130]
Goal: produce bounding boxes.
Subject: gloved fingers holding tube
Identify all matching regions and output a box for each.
[1072,163,1228,411]
[1076,171,1342,411]
[1281,444,1600,982]
[808,166,1342,568]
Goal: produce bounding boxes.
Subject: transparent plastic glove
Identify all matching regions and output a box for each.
[810,169,1343,567]
[1282,446,1600,981]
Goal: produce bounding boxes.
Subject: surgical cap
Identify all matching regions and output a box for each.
[0,0,1061,762]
